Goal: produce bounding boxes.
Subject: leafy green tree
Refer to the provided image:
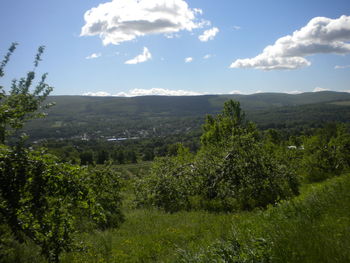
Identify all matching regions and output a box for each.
[135,145,195,212]
[137,100,299,212]
[0,43,53,143]
[201,100,257,148]
[0,44,124,262]
[0,145,92,262]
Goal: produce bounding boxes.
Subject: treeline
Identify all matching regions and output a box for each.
[37,131,201,166]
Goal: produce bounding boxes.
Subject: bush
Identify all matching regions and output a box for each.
[136,100,299,212]
[135,145,195,212]
[301,124,350,182]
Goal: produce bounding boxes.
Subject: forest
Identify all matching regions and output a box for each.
[1,45,350,263]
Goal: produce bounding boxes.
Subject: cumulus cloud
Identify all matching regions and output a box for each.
[185,57,193,63]
[86,53,101,59]
[199,27,219,42]
[230,15,350,70]
[335,64,350,69]
[83,88,202,97]
[125,47,152,64]
[81,0,207,45]
[313,87,329,92]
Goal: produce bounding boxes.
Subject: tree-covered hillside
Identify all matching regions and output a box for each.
[23,92,350,141]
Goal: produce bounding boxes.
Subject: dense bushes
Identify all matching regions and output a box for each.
[301,124,350,182]
[136,100,299,212]
[0,144,124,262]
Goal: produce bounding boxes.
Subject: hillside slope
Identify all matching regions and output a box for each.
[24,91,350,140]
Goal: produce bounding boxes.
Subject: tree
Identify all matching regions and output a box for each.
[0,43,53,143]
[137,100,299,212]
[0,44,124,262]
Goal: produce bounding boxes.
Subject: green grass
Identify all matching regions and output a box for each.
[3,170,350,263]
[182,174,350,262]
[60,174,350,263]
[61,209,236,263]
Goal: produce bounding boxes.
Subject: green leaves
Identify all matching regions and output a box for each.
[137,100,299,212]
[0,44,53,144]
[0,145,124,262]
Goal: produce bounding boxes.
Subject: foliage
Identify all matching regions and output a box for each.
[196,132,299,211]
[84,165,124,230]
[0,44,124,262]
[0,144,124,262]
[0,144,88,262]
[0,43,53,143]
[301,123,350,182]
[137,100,299,212]
[135,145,195,212]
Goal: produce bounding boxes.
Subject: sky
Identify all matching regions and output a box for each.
[0,0,350,96]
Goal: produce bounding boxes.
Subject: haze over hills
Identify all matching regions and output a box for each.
[24,91,350,141]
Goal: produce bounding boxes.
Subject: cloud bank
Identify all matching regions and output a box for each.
[125,47,152,64]
[230,15,350,70]
[81,0,206,45]
[199,27,219,42]
[83,88,202,97]
[313,87,329,92]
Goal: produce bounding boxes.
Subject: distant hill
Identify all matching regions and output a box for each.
[24,91,350,141]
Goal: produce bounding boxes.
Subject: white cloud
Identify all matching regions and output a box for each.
[84,88,202,97]
[203,54,212,59]
[199,27,219,42]
[233,25,241,30]
[83,91,112,96]
[229,90,244,94]
[335,64,350,69]
[230,15,350,70]
[81,0,207,45]
[313,87,329,92]
[193,8,203,15]
[125,47,152,64]
[185,57,193,63]
[286,90,303,94]
[86,53,101,59]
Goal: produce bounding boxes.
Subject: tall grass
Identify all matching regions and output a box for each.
[180,174,350,262]
[60,209,236,263]
[3,173,349,262]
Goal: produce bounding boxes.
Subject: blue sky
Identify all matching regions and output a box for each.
[0,0,350,96]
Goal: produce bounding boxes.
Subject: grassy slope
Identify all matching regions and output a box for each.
[182,174,350,262]
[3,173,350,262]
[58,174,350,263]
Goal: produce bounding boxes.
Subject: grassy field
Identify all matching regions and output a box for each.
[3,163,350,263]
